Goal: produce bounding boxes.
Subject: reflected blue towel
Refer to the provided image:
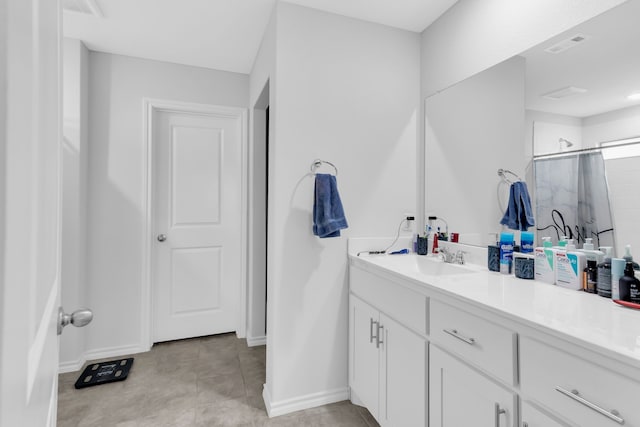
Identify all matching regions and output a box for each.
[313,174,348,238]
[500,181,535,231]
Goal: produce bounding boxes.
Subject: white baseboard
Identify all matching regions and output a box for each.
[58,343,150,374]
[246,335,266,347]
[58,358,85,374]
[263,385,350,418]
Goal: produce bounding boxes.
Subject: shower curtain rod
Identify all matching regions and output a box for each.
[533,137,640,160]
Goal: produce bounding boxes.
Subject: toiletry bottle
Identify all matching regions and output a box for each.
[520,232,534,254]
[432,230,439,254]
[534,237,555,284]
[556,240,586,290]
[611,258,626,300]
[580,238,604,263]
[584,260,598,293]
[596,246,613,298]
[623,244,640,270]
[487,235,500,272]
[618,262,637,301]
[499,232,514,274]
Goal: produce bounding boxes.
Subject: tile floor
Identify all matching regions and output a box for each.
[57,333,379,426]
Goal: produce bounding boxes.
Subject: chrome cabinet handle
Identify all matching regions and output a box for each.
[443,328,476,345]
[376,324,384,348]
[157,233,167,242]
[555,387,624,424]
[370,318,378,343]
[494,403,506,427]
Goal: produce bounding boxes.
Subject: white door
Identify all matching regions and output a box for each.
[0,0,62,426]
[429,345,516,427]
[379,314,427,427]
[153,107,244,342]
[349,295,380,419]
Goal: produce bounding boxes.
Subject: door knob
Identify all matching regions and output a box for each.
[58,307,93,335]
[157,234,167,242]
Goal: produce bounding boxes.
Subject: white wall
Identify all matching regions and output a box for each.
[526,110,583,157]
[425,56,525,245]
[583,104,640,146]
[60,39,90,369]
[261,2,420,414]
[86,53,248,358]
[421,0,627,98]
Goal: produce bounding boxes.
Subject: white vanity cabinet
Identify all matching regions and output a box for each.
[349,252,640,427]
[520,336,640,427]
[429,345,516,427]
[349,266,427,427]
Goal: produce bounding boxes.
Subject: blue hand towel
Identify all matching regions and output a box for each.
[500,181,535,231]
[313,174,348,238]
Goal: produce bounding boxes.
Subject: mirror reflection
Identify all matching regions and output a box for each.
[424,0,640,256]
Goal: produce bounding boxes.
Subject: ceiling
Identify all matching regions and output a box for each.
[63,0,458,74]
[522,0,640,118]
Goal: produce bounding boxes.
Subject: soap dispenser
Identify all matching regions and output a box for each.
[555,239,586,290]
[534,237,555,284]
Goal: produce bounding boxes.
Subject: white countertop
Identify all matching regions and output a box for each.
[349,252,640,369]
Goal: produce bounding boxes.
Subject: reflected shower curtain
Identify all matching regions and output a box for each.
[534,152,615,248]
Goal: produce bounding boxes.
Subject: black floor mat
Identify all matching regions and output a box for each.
[74,358,134,389]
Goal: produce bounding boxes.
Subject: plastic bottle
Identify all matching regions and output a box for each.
[597,246,613,298]
[623,245,640,270]
[499,232,514,275]
[584,260,598,293]
[619,262,640,302]
[535,237,555,284]
[520,232,534,254]
[611,258,626,300]
[556,239,586,290]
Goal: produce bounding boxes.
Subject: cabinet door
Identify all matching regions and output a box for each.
[349,295,381,418]
[521,401,571,427]
[430,345,516,427]
[379,313,427,427]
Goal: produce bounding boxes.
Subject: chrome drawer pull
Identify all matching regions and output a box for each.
[494,403,506,427]
[443,328,476,345]
[376,324,384,348]
[370,318,377,343]
[555,387,624,424]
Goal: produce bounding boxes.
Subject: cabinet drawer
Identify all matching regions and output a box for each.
[350,266,427,335]
[430,299,517,385]
[521,337,640,427]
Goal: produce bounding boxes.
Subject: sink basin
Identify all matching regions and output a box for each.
[361,254,478,277]
[415,256,477,276]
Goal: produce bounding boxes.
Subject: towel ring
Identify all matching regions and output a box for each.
[497,168,521,184]
[311,159,338,176]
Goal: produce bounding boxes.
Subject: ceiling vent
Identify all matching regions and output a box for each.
[544,33,591,54]
[541,86,588,100]
[62,0,103,18]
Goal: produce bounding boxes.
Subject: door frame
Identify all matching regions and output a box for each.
[141,98,249,348]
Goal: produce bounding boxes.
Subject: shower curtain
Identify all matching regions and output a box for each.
[534,152,615,249]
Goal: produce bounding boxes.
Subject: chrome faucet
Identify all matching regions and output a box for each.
[438,247,466,265]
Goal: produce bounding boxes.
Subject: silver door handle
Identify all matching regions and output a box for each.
[376,324,384,348]
[157,234,167,242]
[443,328,476,345]
[370,318,378,344]
[555,387,624,424]
[58,307,93,335]
[495,403,506,427]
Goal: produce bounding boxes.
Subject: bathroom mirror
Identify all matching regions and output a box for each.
[424,0,640,256]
